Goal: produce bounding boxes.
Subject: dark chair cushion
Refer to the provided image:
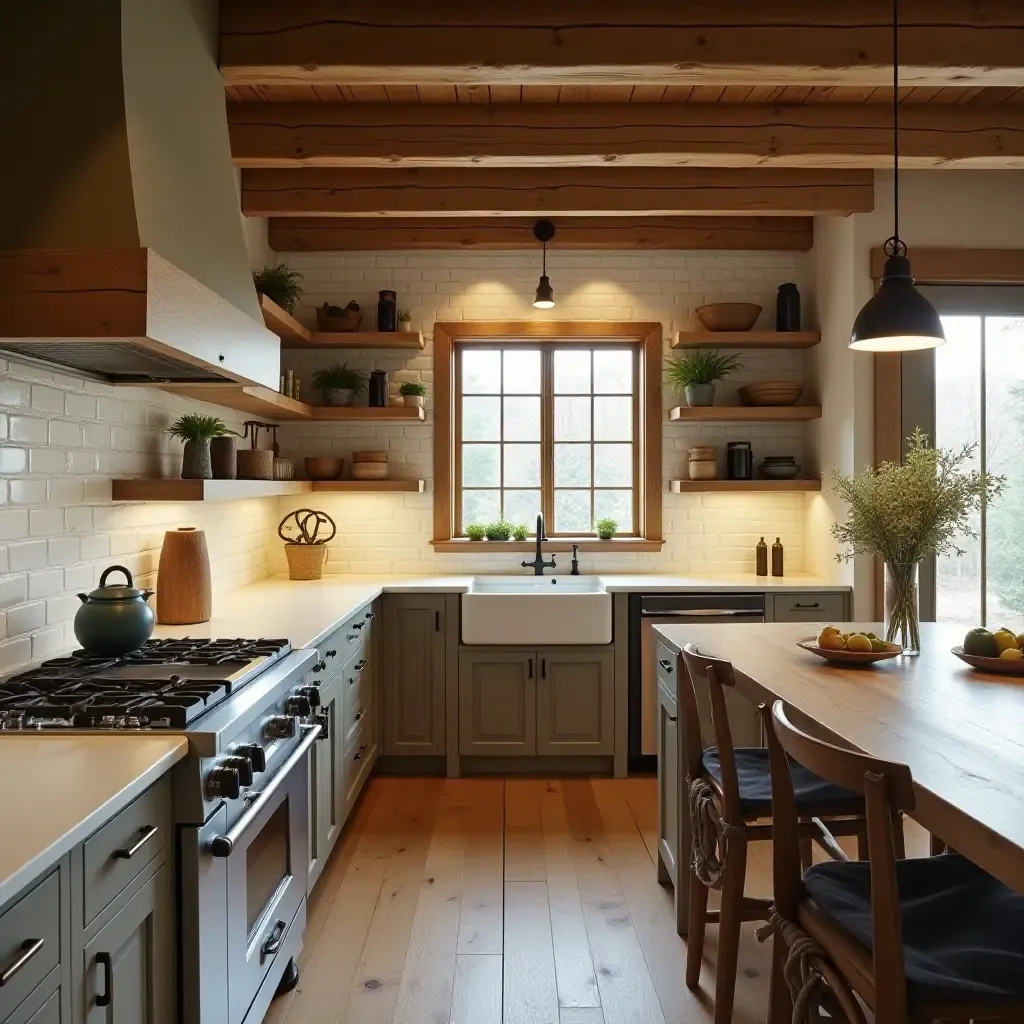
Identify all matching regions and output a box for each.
[701,746,860,814]
[804,853,1024,1006]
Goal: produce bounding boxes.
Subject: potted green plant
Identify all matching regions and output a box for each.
[829,428,1003,655]
[466,523,486,541]
[665,351,743,407]
[512,523,529,542]
[253,264,302,313]
[400,381,427,409]
[311,363,367,407]
[485,520,513,541]
[168,414,235,480]
[398,308,413,333]
[595,517,618,540]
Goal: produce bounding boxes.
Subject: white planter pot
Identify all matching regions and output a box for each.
[399,321,413,332]
[403,395,425,408]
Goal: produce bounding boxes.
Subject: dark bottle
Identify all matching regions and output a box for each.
[776,283,801,332]
[771,537,784,577]
[377,289,398,332]
[726,441,753,480]
[755,537,768,577]
[368,370,388,408]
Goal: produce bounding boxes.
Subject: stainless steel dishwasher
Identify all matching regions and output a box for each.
[628,593,765,772]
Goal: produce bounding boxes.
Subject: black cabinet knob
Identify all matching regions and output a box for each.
[285,695,311,717]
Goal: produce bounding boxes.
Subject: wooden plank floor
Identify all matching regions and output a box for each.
[268,777,929,1024]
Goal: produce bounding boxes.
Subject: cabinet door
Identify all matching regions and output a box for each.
[82,865,171,1024]
[535,648,614,755]
[458,651,536,756]
[382,595,446,756]
[657,684,679,887]
[307,674,342,891]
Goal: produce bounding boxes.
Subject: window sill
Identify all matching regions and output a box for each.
[430,538,664,553]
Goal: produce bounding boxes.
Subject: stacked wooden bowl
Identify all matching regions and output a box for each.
[737,381,804,407]
[351,450,389,480]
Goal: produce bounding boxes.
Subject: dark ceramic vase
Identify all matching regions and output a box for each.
[210,436,237,479]
[181,440,212,479]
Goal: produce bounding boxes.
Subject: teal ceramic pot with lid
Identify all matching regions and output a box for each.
[75,565,156,657]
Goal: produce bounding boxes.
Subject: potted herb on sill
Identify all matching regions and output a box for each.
[312,362,367,407]
[398,308,413,332]
[466,523,486,541]
[595,517,618,541]
[665,351,743,407]
[400,381,427,408]
[253,264,302,314]
[485,520,513,541]
[169,415,237,480]
[512,523,529,542]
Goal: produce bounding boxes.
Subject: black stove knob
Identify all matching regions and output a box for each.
[266,715,296,739]
[298,686,321,709]
[285,694,311,717]
[222,756,254,787]
[235,744,266,773]
[207,766,241,800]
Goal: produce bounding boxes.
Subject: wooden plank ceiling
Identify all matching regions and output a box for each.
[222,2,1024,247]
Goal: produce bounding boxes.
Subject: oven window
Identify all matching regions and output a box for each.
[246,801,290,934]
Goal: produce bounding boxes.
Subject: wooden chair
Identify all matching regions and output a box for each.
[678,643,870,1024]
[762,699,1024,1024]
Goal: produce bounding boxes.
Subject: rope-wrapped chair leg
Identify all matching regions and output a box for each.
[688,776,744,891]
[756,912,867,1024]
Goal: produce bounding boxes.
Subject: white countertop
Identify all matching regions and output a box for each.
[153,572,849,650]
[0,735,187,908]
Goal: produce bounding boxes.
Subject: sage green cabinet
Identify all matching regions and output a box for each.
[457,646,613,757]
[458,651,536,755]
[383,594,446,756]
[307,672,342,892]
[656,675,680,888]
[771,592,849,623]
[536,649,614,754]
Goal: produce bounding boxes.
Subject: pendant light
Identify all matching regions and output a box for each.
[849,0,944,352]
[532,220,556,309]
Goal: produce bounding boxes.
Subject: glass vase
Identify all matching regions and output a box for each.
[884,561,921,656]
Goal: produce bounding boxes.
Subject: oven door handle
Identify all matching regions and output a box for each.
[208,723,321,858]
[643,609,763,618]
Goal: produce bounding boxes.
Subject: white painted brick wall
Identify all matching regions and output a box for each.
[273,249,812,578]
[0,357,276,672]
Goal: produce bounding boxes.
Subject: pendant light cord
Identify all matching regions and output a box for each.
[885,0,906,259]
[542,240,547,277]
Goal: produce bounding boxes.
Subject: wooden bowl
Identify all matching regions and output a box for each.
[796,637,904,666]
[950,646,1024,676]
[305,457,345,480]
[351,462,389,481]
[738,381,805,407]
[695,303,762,332]
[352,450,389,463]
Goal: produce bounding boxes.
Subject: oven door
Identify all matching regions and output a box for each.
[203,725,317,1024]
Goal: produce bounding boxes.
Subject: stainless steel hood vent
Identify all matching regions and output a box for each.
[0,342,230,384]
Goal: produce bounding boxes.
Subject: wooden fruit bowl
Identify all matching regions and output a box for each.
[695,302,762,332]
[951,646,1024,676]
[796,637,903,666]
[738,381,805,407]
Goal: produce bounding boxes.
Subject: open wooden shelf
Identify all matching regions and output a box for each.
[670,479,821,493]
[668,405,821,422]
[259,294,312,346]
[113,478,425,500]
[134,384,313,421]
[304,331,424,350]
[307,405,426,422]
[313,479,425,493]
[672,330,820,349]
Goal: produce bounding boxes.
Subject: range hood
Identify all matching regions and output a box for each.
[0,0,278,390]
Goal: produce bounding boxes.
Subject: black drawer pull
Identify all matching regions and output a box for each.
[353,621,365,630]
[353,744,367,762]
[0,938,44,987]
[326,649,337,658]
[354,708,364,722]
[793,602,820,609]
[354,660,367,671]
[95,950,112,1006]
[262,920,287,957]
[365,610,374,620]
[112,825,159,860]
[658,659,673,673]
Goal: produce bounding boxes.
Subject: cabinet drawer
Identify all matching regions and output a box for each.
[0,871,61,1022]
[343,722,375,809]
[771,592,848,623]
[342,670,371,752]
[4,970,63,1024]
[655,641,678,701]
[81,776,170,927]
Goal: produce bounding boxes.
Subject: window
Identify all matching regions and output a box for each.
[433,323,662,547]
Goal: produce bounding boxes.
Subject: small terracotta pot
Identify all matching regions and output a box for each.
[210,436,237,479]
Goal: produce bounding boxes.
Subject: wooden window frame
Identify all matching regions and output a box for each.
[433,321,663,553]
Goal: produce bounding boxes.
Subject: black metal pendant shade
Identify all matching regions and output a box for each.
[532,220,556,309]
[533,274,555,309]
[850,249,945,352]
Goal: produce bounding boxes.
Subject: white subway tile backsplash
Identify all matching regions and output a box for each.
[7,601,45,636]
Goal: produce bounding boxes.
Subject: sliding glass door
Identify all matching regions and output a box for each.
[903,287,1024,629]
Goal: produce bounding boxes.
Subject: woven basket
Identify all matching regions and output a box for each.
[284,543,328,581]
[317,303,363,332]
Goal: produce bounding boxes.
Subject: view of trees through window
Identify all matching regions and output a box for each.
[458,345,636,535]
[934,315,1024,629]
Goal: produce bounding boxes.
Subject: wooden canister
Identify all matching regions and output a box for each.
[236,449,275,480]
[157,528,212,624]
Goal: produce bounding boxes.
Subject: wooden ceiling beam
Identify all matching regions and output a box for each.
[267,216,815,252]
[220,1,1024,89]
[228,102,1024,170]
[241,167,873,217]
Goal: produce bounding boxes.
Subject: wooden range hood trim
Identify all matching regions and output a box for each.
[0,248,277,387]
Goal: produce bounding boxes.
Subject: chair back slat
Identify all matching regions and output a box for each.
[759,702,803,919]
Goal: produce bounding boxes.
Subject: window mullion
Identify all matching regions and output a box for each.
[541,345,555,534]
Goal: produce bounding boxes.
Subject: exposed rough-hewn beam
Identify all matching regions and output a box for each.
[241,167,874,218]
[268,216,814,252]
[228,102,1024,170]
[220,1,1024,88]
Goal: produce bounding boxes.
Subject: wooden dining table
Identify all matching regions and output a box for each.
[654,620,1024,910]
